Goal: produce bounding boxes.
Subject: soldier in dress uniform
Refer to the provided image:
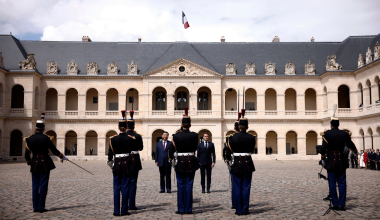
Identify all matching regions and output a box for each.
[168,108,200,214]
[222,117,240,210]
[107,110,134,216]
[126,110,144,211]
[24,113,68,213]
[225,111,255,216]
[320,115,357,211]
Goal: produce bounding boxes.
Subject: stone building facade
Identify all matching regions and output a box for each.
[0,34,379,161]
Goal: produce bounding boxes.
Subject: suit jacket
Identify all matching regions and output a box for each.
[376,153,380,162]
[197,141,216,166]
[155,140,171,167]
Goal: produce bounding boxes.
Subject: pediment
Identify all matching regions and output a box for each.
[143,58,221,77]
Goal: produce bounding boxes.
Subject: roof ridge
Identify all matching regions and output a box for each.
[144,43,175,73]
[188,43,218,72]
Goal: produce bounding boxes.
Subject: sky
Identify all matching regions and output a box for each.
[0,0,379,42]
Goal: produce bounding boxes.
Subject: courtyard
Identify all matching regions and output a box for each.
[0,160,379,220]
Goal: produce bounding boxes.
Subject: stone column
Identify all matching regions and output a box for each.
[98,137,106,156]
[98,94,106,117]
[327,91,338,115]
[297,136,306,156]
[364,135,372,149]
[297,94,305,115]
[316,94,323,116]
[350,91,359,110]
[24,90,34,117]
[167,93,174,116]
[56,137,65,154]
[57,94,65,117]
[256,94,265,116]
[189,93,197,116]
[278,136,286,156]
[212,93,222,117]
[78,94,85,117]
[373,134,380,150]
[77,136,85,156]
[257,137,266,155]
[277,94,285,116]
[119,93,126,112]
[363,88,370,107]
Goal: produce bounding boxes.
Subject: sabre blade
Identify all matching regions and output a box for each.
[333,104,337,117]
[67,160,94,175]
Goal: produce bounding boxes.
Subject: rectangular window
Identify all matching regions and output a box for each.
[93,97,98,103]
[109,103,118,111]
[129,96,134,103]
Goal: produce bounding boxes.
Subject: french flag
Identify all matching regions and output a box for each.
[182,11,190,29]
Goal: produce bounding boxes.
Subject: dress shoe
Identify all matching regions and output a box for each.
[185,211,195,214]
[39,209,49,213]
[202,190,205,193]
[175,211,185,215]
[323,195,331,201]
[120,212,131,216]
[129,207,139,210]
[33,209,39,213]
[332,206,339,210]
[235,211,243,216]
[231,206,236,209]
[243,212,251,215]
[113,213,120,216]
[166,191,172,193]
[159,190,165,193]
[207,189,211,193]
[339,207,346,211]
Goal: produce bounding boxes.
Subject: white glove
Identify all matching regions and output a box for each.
[107,160,114,169]
[62,155,69,161]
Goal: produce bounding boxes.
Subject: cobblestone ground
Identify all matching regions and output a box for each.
[0,160,379,220]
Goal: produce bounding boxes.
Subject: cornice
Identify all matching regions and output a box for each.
[6,70,42,77]
[42,75,142,79]
[353,58,380,75]
[223,75,321,79]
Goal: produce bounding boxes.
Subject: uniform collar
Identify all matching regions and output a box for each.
[119,132,127,135]
[182,129,190,133]
[331,127,339,130]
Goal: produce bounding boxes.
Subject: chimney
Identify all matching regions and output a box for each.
[272,36,280,42]
[82,36,92,42]
[221,36,225,42]
[311,37,315,42]
[138,37,142,43]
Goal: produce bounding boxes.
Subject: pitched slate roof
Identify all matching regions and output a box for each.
[0,34,379,76]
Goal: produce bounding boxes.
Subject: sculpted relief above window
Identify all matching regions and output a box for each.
[107,61,118,75]
[47,61,58,75]
[304,61,315,75]
[285,61,295,75]
[87,62,98,75]
[265,62,275,75]
[67,60,78,75]
[128,61,138,75]
[245,62,255,75]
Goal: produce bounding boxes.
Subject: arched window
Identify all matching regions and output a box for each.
[306,131,317,155]
[305,88,317,110]
[152,129,164,160]
[106,88,118,111]
[338,85,350,108]
[46,88,58,111]
[11,85,24,108]
[106,130,118,155]
[126,88,139,111]
[177,91,188,109]
[286,131,297,154]
[225,88,237,111]
[359,129,365,150]
[85,130,98,155]
[65,131,77,156]
[10,130,23,156]
[265,89,277,110]
[266,131,277,154]
[376,76,380,102]
[366,80,372,105]
[245,89,257,111]
[66,88,78,111]
[358,83,363,106]
[155,91,166,110]
[86,88,98,111]
[285,89,297,110]
[198,92,208,110]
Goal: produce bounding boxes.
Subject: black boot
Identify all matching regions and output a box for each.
[202,186,205,193]
[207,186,210,193]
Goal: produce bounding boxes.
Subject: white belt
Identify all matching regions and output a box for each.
[177,152,194,156]
[131,151,139,154]
[115,154,129,158]
[233,153,251,156]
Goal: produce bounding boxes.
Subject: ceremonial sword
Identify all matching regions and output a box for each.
[62,159,94,175]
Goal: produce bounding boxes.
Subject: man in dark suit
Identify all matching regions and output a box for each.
[24,117,68,213]
[90,148,93,155]
[168,108,199,215]
[350,150,356,168]
[197,133,216,193]
[155,131,172,193]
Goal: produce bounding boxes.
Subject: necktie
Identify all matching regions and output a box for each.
[205,141,208,148]
[163,141,166,151]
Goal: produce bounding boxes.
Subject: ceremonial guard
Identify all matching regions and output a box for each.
[320,111,357,211]
[107,110,133,216]
[24,113,68,213]
[225,109,256,215]
[169,108,200,214]
[126,110,143,210]
[222,116,241,209]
